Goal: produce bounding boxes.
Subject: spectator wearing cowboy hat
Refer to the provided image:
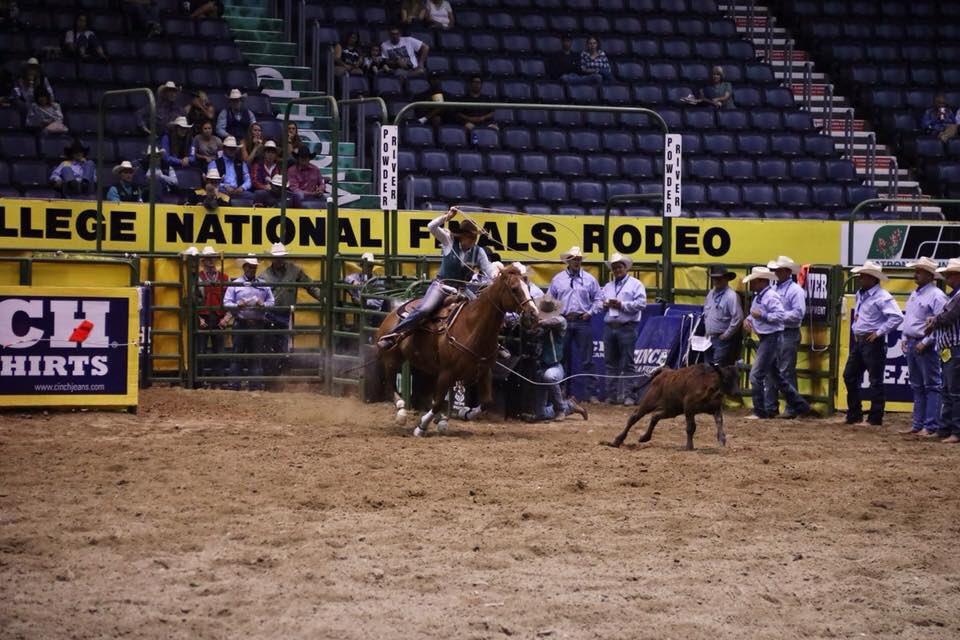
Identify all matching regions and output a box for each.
[253,174,301,208]
[187,167,231,208]
[194,245,232,386]
[742,266,814,420]
[519,294,589,423]
[898,257,948,437]
[140,144,178,201]
[137,81,184,136]
[764,256,807,418]
[12,57,54,107]
[49,140,96,196]
[548,246,603,402]
[925,258,960,443]
[260,242,324,375]
[345,252,386,309]
[841,261,904,426]
[160,116,195,168]
[106,160,143,203]
[701,265,744,366]
[223,254,275,390]
[216,88,257,140]
[377,207,497,349]
[210,135,252,203]
[600,253,646,406]
[251,139,282,192]
[287,145,328,208]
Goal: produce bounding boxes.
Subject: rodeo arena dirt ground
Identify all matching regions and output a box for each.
[2,387,960,639]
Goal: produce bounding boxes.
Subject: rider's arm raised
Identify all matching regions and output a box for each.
[426,210,455,253]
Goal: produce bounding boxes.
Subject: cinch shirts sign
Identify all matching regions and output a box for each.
[0,287,139,407]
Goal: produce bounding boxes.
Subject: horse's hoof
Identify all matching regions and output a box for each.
[396,408,408,423]
[413,426,425,437]
[395,399,405,411]
[436,419,449,434]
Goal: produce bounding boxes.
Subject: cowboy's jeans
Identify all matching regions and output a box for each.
[562,318,593,400]
[904,337,942,431]
[765,327,802,416]
[843,337,887,423]
[603,322,638,402]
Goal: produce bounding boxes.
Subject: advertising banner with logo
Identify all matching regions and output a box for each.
[842,222,960,267]
[0,286,139,407]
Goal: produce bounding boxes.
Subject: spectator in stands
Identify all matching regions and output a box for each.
[49,140,95,196]
[189,167,231,208]
[223,255,274,391]
[261,242,323,375]
[2,1,22,28]
[685,66,735,109]
[334,31,365,78]
[12,58,54,106]
[364,44,388,76]
[137,81,183,136]
[185,90,216,133]
[580,36,613,83]
[192,119,222,167]
[194,245,231,386]
[399,0,423,24]
[940,108,960,143]
[106,160,143,203]
[121,0,162,37]
[63,14,108,61]
[456,76,497,134]
[548,246,603,402]
[548,34,595,86]
[211,136,252,203]
[414,75,446,126]
[920,94,955,137]
[424,0,454,29]
[216,89,257,140]
[253,174,302,208]
[141,144,178,201]
[251,139,282,195]
[345,252,382,307]
[161,116,196,168]
[184,0,223,18]
[700,265,743,366]
[286,122,303,162]
[287,145,327,206]
[601,253,646,406]
[241,122,264,164]
[26,86,67,134]
[380,27,429,77]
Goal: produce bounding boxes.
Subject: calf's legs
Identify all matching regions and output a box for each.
[685,413,698,451]
[714,409,727,446]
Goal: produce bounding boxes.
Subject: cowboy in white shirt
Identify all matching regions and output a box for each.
[764,256,807,418]
[600,253,646,405]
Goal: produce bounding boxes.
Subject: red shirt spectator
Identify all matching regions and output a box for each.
[250,140,281,191]
[287,145,327,197]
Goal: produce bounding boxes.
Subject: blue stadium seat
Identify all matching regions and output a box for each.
[762,209,797,219]
[630,36,660,57]
[538,179,570,203]
[683,108,716,130]
[742,183,776,207]
[516,109,549,127]
[485,57,516,78]
[764,87,795,109]
[407,177,435,204]
[616,62,646,82]
[557,205,587,215]
[745,63,775,85]
[790,158,823,182]
[633,85,664,104]
[404,125,435,148]
[749,109,782,132]
[717,109,749,131]
[586,112,617,128]
[421,150,451,174]
[438,125,468,149]
[825,159,857,183]
[803,134,837,158]
[552,154,585,177]
[602,85,632,106]
[503,127,534,151]
[398,150,418,173]
[11,160,49,189]
[517,58,546,78]
[569,130,601,153]
[722,158,755,182]
[606,180,639,199]
[572,181,605,204]
[694,39,724,59]
[536,128,568,152]
[648,61,678,82]
[703,132,737,156]
[682,183,707,206]
[505,178,536,202]
[663,39,693,59]
[733,86,762,108]
[487,151,517,176]
[688,156,722,181]
[373,75,403,99]
[708,183,741,208]
[519,152,550,175]
[736,133,770,156]
[811,184,845,210]
[473,128,500,150]
[534,82,566,104]
[567,85,598,105]
[621,155,655,178]
[437,176,468,201]
[470,177,502,203]
[454,151,484,175]
[603,131,635,153]
[439,31,467,51]
[469,33,501,54]
[454,56,483,77]
[845,184,879,206]
[783,111,814,132]
[776,183,812,208]
[770,133,804,157]
[587,155,620,178]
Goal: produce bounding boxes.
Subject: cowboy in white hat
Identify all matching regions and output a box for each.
[106,160,143,203]
[216,88,257,140]
[195,246,231,385]
[208,135,252,202]
[252,140,281,192]
[599,253,646,406]
[742,267,815,420]
[135,80,183,136]
[700,265,744,366]
[840,261,904,426]
[259,242,323,375]
[222,254,275,390]
[188,166,230,208]
[345,252,384,310]
[896,256,949,436]
[763,255,808,418]
[922,258,960,443]
[547,246,603,402]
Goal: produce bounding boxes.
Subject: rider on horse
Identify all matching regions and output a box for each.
[377,206,499,350]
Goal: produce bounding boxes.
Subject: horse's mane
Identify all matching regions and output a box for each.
[475,264,522,301]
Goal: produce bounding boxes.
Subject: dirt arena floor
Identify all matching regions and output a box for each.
[2,388,959,639]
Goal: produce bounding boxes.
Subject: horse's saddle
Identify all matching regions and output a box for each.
[396,293,466,333]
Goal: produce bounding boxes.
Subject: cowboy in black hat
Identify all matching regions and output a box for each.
[700,265,744,366]
[49,139,96,195]
[287,143,326,205]
[377,206,498,349]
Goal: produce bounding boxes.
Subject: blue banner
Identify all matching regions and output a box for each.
[633,316,686,376]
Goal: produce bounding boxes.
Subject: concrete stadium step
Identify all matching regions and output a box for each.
[336,181,373,195]
[774,70,826,82]
[750,37,790,47]
[313,155,358,169]
[872,179,920,190]
[256,64,312,81]
[817,117,868,132]
[235,40,297,56]
[340,193,379,209]
[245,53,298,67]
[219,4,267,17]
[303,140,356,157]
[224,15,283,31]
[271,101,330,118]
[229,28,283,43]
[319,168,373,182]
[260,77,313,92]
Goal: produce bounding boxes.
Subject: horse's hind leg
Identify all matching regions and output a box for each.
[416,371,453,437]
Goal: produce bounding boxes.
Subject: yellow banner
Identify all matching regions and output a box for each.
[1,198,843,264]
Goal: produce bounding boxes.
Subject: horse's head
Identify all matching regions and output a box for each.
[494,264,538,316]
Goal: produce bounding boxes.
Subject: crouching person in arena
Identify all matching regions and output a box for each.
[520,295,588,423]
[223,255,274,391]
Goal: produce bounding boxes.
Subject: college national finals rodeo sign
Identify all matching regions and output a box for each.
[0,286,140,407]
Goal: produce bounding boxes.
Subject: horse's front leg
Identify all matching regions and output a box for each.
[415,371,454,437]
[461,367,492,421]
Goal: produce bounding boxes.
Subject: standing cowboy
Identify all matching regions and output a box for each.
[701,265,743,366]
[223,255,275,391]
[195,245,231,386]
[260,242,323,376]
[765,255,807,418]
[600,253,646,406]
[548,246,603,402]
[925,258,960,443]
[742,266,814,420]
[841,261,904,426]
[377,206,498,349]
[899,257,948,437]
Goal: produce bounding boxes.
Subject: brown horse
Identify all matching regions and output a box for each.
[375,265,538,436]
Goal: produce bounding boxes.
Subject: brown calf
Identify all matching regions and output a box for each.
[608,363,740,451]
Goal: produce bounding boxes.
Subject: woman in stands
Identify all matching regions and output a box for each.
[399,0,423,24]
[26,86,67,135]
[241,122,264,165]
[185,90,216,133]
[12,58,54,106]
[63,14,108,61]
[334,31,364,77]
[286,122,303,163]
[424,0,454,29]
[580,36,613,83]
[161,116,196,169]
[698,66,735,109]
[192,119,223,168]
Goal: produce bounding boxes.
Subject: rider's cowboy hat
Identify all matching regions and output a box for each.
[851,260,888,281]
[536,294,563,320]
[112,160,135,174]
[270,242,288,257]
[451,218,481,238]
[766,255,800,274]
[605,252,633,270]
[560,246,583,261]
[741,266,777,284]
[708,265,737,281]
[907,256,943,278]
[936,258,960,276]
